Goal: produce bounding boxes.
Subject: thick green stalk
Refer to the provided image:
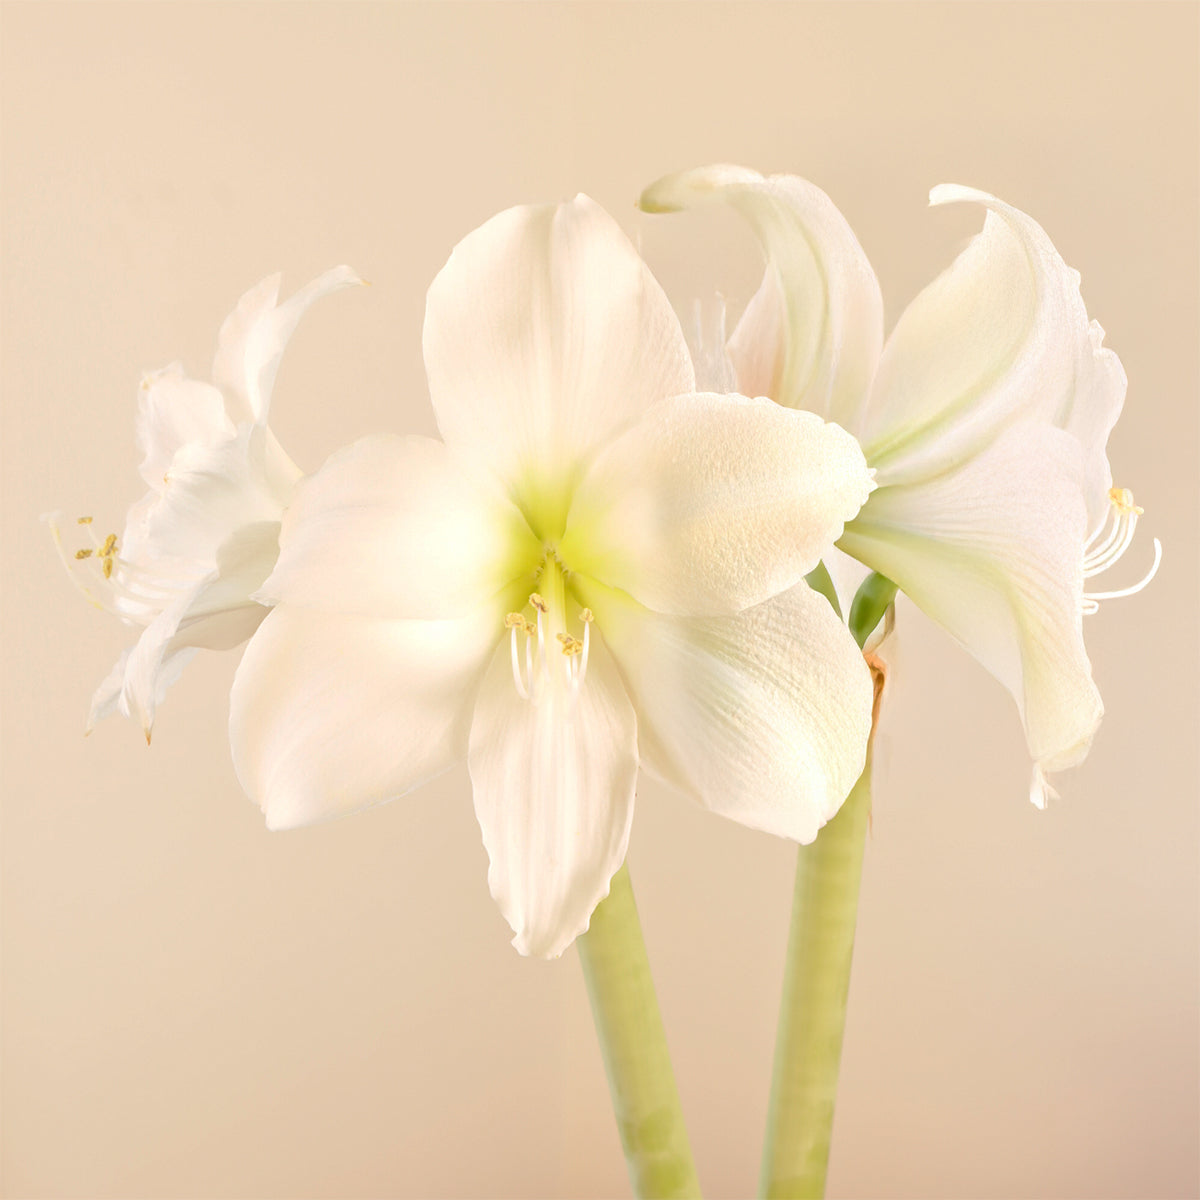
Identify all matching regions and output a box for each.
[759,755,873,1198]
[578,864,702,1199]
[760,577,891,1199]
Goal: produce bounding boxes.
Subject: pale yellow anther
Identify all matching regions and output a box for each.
[529,593,548,613]
[559,636,583,656]
[75,548,93,560]
[1108,486,1143,516]
[505,612,525,629]
[77,516,93,525]
[100,533,118,556]
[579,608,594,624]
[102,557,114,580]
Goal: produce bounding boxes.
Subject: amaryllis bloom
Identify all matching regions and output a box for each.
[49,267,361,737]
[230,196,876,957]
[641,166,1160,806]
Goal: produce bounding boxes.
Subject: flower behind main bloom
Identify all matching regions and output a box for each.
[49,267,361,738]
[229,196,877,957]
[640,165,1161,806]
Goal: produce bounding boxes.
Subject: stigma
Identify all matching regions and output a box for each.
[505,596,593,701]
[1081,486,1161,615]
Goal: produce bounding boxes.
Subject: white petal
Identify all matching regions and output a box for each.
[135,363,235,488]
[87,650,130,729]
[467,626,638,958]
[261,435,539,619]
[230,603,499,830]
[727,267,786,401]
[127,426,297,565]
[114,582,212,735]
[840,419,1102,774]
[560,393,873,616]
[211,266,362,424]
[588,581,874,844]
[640,164,883,433]
[92,644,197,734]
[423,195,694,525]
[864,186,1126,521]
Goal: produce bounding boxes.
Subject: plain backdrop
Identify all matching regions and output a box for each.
[2,3,1197,1197]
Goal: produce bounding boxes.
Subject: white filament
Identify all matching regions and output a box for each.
[1081,490,1161,615]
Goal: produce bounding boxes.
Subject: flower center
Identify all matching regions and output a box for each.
[504,589,594,702]
[1081,486,1161,615]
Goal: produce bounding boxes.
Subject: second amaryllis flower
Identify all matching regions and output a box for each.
[641,166,1160,805]
[230,195,876,956]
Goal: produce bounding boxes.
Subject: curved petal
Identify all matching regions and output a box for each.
[87,641,198,734]
[640,164,883,433]
[135,363,234,488]
[261,434,539,619]
[126,426,296,565]
[211,266,362,424]
[423,195,694,528]
[111,580,212,735]
[840,419,1102,777]
[230,603,499,831]
[587,581,874,844]
[560,393,873,616]
[864,186,1126,521]
[467,625,638,958]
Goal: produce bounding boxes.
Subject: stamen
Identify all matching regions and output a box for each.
[1083,503,1125,566]
[1081,487,1161,615]
[576,611,591,689]
[75,549,93,560]
[1108,486,1143,516]
[1085,537,1162,606]
[77,515,93,525]
[509,622,529,700]
[504,600,595,700]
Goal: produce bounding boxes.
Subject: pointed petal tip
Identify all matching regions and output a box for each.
[1029,764,1062,810]
[929,182,997,209]
[638,163,762,213]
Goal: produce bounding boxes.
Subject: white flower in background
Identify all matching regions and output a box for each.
[641,165,1160,806]
[49,267,361,739]
[230,196,875,957]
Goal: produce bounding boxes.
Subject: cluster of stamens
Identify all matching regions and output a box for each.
[505,592,593,701]
[47,513,179,623]
[1081,487,1161,615]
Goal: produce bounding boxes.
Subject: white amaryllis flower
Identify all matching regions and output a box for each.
[641,166,1160,806]
[49,267,361,738]
[230,196,876,957]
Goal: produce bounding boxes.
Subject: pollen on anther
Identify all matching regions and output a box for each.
[529,592,548,613]
[102,557,114,579]
[100,533,118,556]
[1108,486,1143,516]
[75,548,93,560]
[579,608,594,623]
[505,612,530,633]
[77,516,93,525]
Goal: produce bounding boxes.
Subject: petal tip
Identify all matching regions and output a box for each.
[929,182,994,209]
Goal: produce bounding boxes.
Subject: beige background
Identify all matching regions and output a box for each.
[2,3,1197,1197]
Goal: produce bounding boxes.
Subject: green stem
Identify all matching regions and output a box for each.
[578,864,702,1199]
[760,583,889,1199]
[759,758,873,1198]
